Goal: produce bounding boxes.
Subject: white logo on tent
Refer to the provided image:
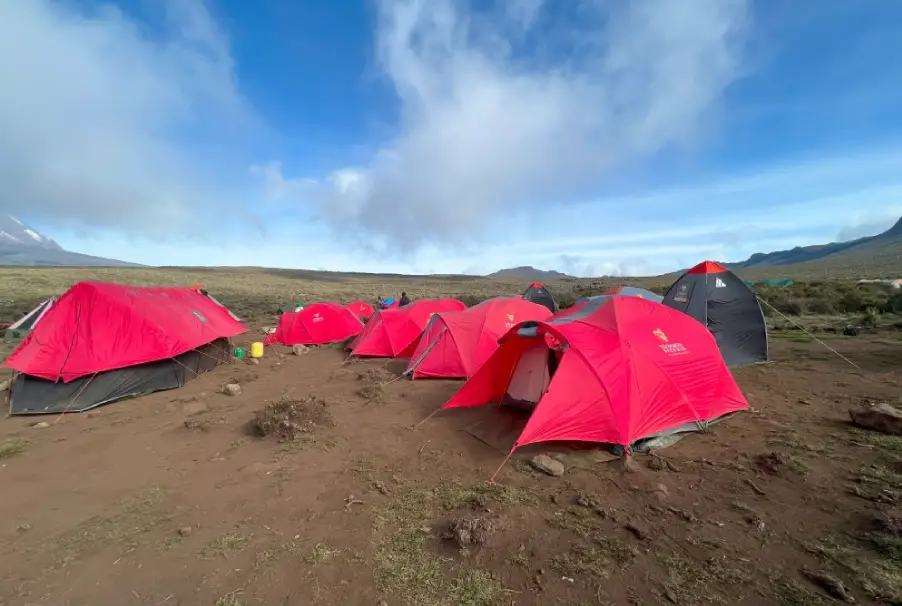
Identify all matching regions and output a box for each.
[715,278,726,288]
[312,312,324,323]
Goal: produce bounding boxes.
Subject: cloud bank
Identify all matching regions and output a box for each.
[0,0,254,238]
[276,0,750,249]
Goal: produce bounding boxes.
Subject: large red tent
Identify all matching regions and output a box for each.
[405,297,552,380]
[441,295,748,451]
[264,302,364,346]
[5,282,246,415]
[348,298,467,358]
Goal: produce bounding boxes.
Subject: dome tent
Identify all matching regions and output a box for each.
[264,302,364,346]
[348,298,467,358]
[5,282,246,415]
[440,296,748,453]
[405,297,553,380]
[662,261,768,367]
[521,283,557,314]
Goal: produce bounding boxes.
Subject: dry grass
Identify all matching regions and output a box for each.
[0,266,899,332]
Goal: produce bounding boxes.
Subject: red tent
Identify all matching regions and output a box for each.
[264,302,364,346]
[405,297,553,380]
[442,296,748,450]
[345,300,375,320]
[6,282,246,382]
[5,282,246,415]
[349,298,467,358]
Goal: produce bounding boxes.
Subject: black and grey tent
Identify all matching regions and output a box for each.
[3,297,57,343]
[662,261,768,367]
[522,282,557,314]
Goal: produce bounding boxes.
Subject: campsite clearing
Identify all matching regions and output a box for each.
[0,268,901,605]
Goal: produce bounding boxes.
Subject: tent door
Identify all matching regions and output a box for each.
[501,342,551,413]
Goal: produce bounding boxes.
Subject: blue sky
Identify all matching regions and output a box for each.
[0,0,900,276]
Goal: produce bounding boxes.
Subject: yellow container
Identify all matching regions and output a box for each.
[250,341,264,358]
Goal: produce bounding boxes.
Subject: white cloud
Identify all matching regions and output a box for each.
[0,0,256,238]
[59,144,902,276]
[266,0,750,250]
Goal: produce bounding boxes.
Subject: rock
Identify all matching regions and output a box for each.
[16,523,31,532]
[223,383,241,396]
[802,568,855,603]
[31,421,50,429]
[292,345,310,356]
[247,358,259,365]
[177,526,193,537]
[850,402,902,436]
[622,455,642,474]
[0,379,10,392]
[625,519,651,540]
[530,454,564,477]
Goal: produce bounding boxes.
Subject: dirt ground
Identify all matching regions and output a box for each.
[1,327,901,606]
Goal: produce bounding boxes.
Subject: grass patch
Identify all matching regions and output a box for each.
[48,488,169,569]
[304,543,341,566]
[847,428,902,454]
[769,573,834,606]
[201,531,252,559]
[806,536,902,603]
[372,480,518,605]
[0,437,26,459]
[215,591,245,606]
[658,554,752,605]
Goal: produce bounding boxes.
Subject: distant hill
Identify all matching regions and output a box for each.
[488,266,573,280]
[728,217,902,271]
[661,217,902,279]
[0,215,141,267]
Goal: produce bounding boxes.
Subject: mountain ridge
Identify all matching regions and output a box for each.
[487,265,573,280]
[0,215,141,267]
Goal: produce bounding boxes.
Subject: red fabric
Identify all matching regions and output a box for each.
[686,260,727,275]
[350,298,467,358]
[5,282,247,382]
[443,296,748,449]
[406,297,552,379]
[345,300,375,320]
[264,302,363,346]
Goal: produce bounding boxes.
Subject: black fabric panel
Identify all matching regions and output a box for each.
[522,285,557,313]
[663,271,767,367]
[9,339,231,415]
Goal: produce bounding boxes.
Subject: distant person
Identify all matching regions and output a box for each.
[376,296,385,308]
[398,291,411,307]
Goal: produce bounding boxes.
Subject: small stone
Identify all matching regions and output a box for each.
[0,379,11,392]
[16,523,31,532]
[292,345,310,356]
[177,526,193,537]
[647,456,667,471]
[377,600,388,606]
[223,383,241,396]
[247,358,259,365]
[31,421,50,429]
[529,454,564,477]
